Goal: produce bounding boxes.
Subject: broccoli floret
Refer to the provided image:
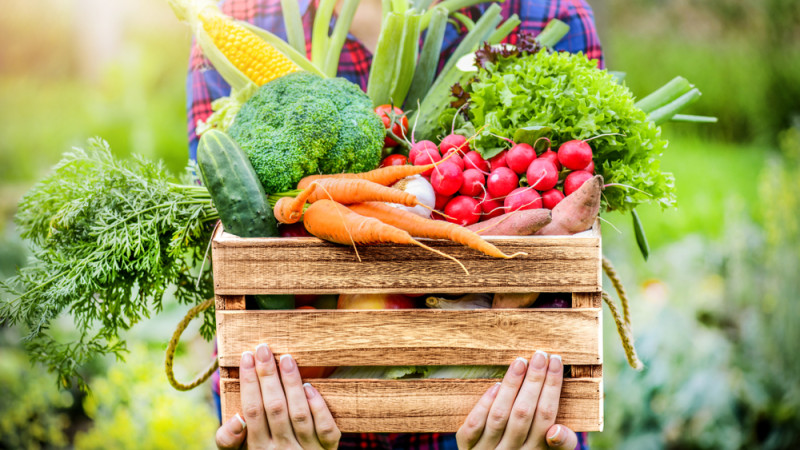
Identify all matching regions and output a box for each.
[228,72,384,193]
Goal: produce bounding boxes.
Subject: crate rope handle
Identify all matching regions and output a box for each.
[602,257,644,370]
[165,297,219,391]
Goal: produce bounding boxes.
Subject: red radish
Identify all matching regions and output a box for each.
[526,159,559,191]
[539,150,561,171]
[440,134,470,155]
[444,195,481,226]
[409,140,438,163]
[488,151,508,171]
[487,167,518,198]
[506,143,537,174]
[558,140,593,170]
[583,160,595,174]
[564,170,594,196]
[479,191,504,220]
[442,149,465,170]
[459,169,486,196]
[434,192,452,210]
[504,187,542,212]
[279,222,312,237]
[541,188,565,209]
[430,162,463,196]
[380,154,407,167]
[412,147,441,176]
[464,151,490,172]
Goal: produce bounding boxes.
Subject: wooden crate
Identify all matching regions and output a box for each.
[213,223,603,433]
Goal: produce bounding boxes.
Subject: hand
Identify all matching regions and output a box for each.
[456,351,578,450]
[215,343,341,449]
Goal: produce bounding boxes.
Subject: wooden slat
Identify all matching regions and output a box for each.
[572,292,601,308]
[217,309,601,367]
[211,231,601,295]
[220,378,603,432]
[570,365,603,378]
[571,292,603,379]
[215,294,245,311]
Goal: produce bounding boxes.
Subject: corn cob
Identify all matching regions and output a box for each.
[198,8,299,86]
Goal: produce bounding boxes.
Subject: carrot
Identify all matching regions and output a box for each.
[273,183,317,224]
[304,200,468,274]
[297,151,459,189]
[306,178,427,208]
[536,175,603,236]
[465,209,552,236]
[348,202,526,259]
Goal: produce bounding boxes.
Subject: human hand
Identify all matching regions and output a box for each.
[456,351,578,449]
[215,343,341,449]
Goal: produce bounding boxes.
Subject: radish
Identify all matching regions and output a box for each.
[434,191,452,210]
[541,188,565,209]
[487,167,518,198]
[539,150,561,171]
[504,187,542,212]
[442,149,465,170]
[558,140,593,170]
[506,143,537,174]
[444,195,481,226]
[412,146,441,176]
[460,168,486,196]
[564,170,594,196]
[526,159,559,191]
[478,191,504,220]
[464,151,490,173]
[583,160,595,174]
[430,162,463,196]
[409,140,438,163]
[488,151,508,171]
[439,134,470,155]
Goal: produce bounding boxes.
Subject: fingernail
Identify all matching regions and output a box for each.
[512,357,528,375]
[490,382,501,395]
[303,382,316,399]
[280,353,295,371]
[231,412,246,433]
[549,354,563,373]
[532,350,548,370]
[547,424,563,445]
[255,343,270,363]
[241,351,255,369]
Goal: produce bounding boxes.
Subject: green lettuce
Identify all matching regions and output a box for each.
[442,50,676,213]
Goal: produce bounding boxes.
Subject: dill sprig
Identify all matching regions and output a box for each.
[0,138,219,389]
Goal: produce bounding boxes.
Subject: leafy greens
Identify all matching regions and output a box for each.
[0,138,217,388]
[440,45,676,213]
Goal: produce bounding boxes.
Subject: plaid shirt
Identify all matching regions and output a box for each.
[196,1,599,448]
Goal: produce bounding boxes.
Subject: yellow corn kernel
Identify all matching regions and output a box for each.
[199,10,299,86]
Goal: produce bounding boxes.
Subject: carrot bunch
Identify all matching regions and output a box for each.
[273,163,527,275]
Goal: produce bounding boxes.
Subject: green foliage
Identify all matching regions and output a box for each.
[73,344,217,450]
[0,139,217,388]
[594,126,800,449]
[228,72,384,193]
[446,50,674,213]
[0,332,74,449]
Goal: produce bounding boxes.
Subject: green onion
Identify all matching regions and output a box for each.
[367,12,405,106]
[535,18,570,48]
[488,14,520,45]
[648,88,702,124]
[452,11,475,31]
[323,0,362,77]
[420,0,493,29]
[634,76,693,114]
[671,114,718,123]
[390,10,423,106]
[632,209,650,261]
[405,6,448,110]
[280,0,307,55]
[438,3,502,80]
[311,0,337,67]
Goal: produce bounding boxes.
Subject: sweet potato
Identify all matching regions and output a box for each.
[492,292,540,308]
[465,208,552,235]
[536,175,603,236]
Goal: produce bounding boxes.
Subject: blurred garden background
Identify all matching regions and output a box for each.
[1,0,798,448]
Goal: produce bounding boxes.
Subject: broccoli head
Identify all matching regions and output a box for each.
[228,72,384,193]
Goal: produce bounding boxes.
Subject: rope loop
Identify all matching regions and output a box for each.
[165,297,219,391]
[602,257,644,371]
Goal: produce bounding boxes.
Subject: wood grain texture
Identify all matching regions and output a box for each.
[217,308,602,367]
[211,229,601,295]
[572,292,601,308]
[215,294,245,311]
[220,378,603,432]
[571,365,603,378]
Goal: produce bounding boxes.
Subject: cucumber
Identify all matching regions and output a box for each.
[197,129,278,238]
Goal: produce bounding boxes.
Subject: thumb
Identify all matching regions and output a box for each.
[216,412,247,450]
[545,424,579,450]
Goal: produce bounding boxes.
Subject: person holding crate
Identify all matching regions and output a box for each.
[187,0,603,448]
